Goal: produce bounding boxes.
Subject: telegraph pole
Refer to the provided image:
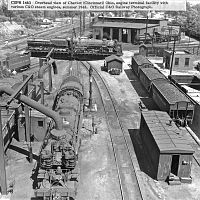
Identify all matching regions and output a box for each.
[145,15,149,44]
[80,12,82,36]
[83,11,85,34]
[88,65,93,109]
[170,36,176,76]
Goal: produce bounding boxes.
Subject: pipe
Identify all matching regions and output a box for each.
[0,86,63,130]
[38,63,50,79]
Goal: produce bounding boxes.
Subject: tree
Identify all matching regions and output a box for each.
[1,4,15,22]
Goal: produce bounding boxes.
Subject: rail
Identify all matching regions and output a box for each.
[81,61,144,200]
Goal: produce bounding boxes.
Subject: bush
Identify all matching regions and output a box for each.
[0,15,9,22]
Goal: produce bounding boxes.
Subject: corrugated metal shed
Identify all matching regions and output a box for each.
[140,68,166,81]
[132,54,152,66]
[152,80,191,104]
[142,111,194,153]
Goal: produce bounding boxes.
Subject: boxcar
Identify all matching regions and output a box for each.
[140,110,194,182]
[139,67,167,92]
[151,79,195,124]
[131,54,153,76]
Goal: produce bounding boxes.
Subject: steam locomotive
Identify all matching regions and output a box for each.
[27,37,123,56]
[34,63,84,200]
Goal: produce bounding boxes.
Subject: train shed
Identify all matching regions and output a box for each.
[140,110,194,184]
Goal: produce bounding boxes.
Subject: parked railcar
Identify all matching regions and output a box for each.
[131,54,153,76]
[34,63,84,200]
[139,67,167,91]
[0,52,31,72]
[151,79,194,125]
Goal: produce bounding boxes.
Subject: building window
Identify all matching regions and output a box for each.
[185,58,190,66]
[38,120,44,127]
[175,58,179,66]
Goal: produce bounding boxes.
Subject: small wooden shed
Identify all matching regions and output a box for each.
[18,110,48,142]
[140,110,194,183]
[139,43,147,57]
[105,55,123,75]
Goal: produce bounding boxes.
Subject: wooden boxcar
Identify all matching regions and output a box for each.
[139,67,167,92]
[131,54,153,76]
[140,110,194,183]
[151,79,195,125]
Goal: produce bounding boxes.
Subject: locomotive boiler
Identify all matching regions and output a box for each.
[34,63,84,200]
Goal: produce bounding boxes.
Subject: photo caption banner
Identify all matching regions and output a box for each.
[8,0,186,11]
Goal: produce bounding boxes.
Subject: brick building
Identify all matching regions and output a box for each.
[164,50,197,71]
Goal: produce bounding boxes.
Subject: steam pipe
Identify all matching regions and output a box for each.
[38,63,51,79]
[0,86,63,130]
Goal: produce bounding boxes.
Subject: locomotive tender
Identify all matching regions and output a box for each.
[131,55,195,125]
[34,63,84,200]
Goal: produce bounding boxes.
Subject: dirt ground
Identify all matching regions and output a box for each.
[2,50,200,200]
[87,51,200,200]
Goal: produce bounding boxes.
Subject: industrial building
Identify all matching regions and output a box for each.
[92,16,168,43]
[164,50,197,71]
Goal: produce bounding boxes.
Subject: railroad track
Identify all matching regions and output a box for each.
[81,61,144,200]
[2,19,85,54]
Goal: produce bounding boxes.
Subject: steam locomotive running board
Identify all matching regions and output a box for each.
[29,50,123,61]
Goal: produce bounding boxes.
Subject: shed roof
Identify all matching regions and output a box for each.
[142,110,194,153]
[140,68,166,81]
[152,79,191,104]
[105,55,123,63]
[132,54,152,66]
[93,22,158,29]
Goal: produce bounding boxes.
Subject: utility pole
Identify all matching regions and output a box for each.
[145,15,149,44]
[83,11,85,34]
[88,65,93,109]
[170,36,176,76]
[80,12,82,37]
